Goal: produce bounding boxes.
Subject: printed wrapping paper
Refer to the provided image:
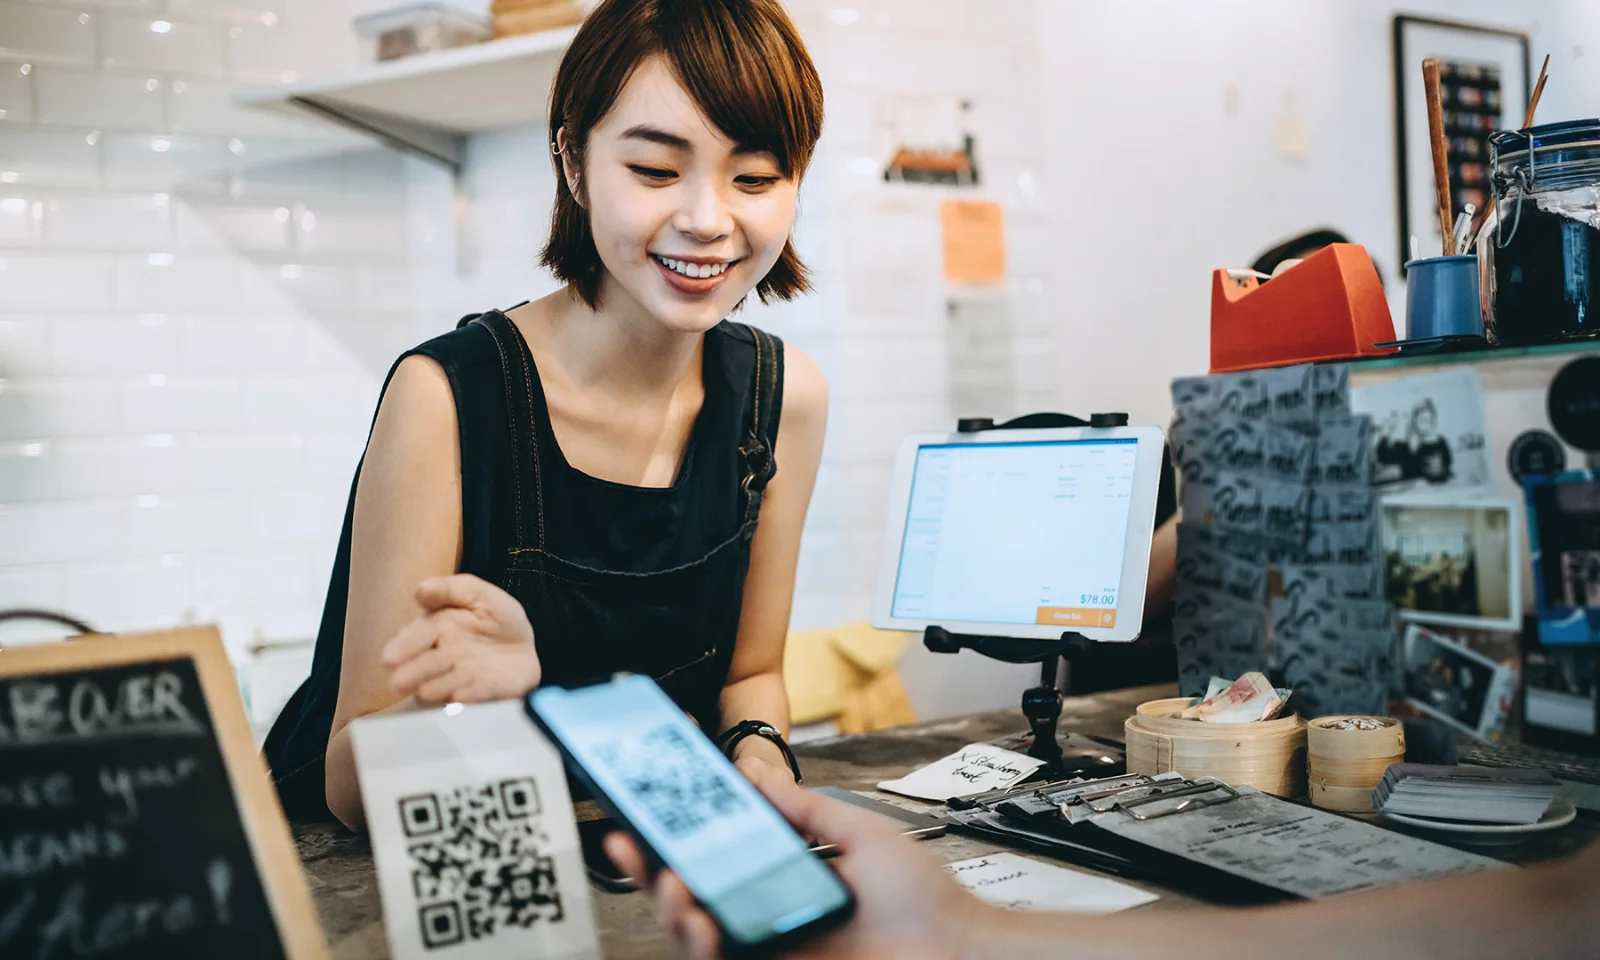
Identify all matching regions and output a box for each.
[1170,363,1397,712]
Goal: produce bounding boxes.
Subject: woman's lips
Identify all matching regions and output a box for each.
[651,255,737,296]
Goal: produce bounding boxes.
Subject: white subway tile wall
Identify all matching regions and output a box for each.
[0,66,35,124]
[0,0,401,673]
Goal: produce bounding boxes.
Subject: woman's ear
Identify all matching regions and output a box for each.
[555,127,586,209]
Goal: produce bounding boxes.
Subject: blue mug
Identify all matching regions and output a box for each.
[1403,255,1483,339]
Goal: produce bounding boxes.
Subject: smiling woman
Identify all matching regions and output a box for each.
[261,0,829,828]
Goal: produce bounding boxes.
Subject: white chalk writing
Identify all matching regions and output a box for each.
[0,671,201,747]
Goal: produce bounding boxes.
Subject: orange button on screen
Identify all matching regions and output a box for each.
[1035,606,1116,627]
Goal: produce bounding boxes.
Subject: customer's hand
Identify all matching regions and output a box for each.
[606,780,985,960]
[383,574,541,705]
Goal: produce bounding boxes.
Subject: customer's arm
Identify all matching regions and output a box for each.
[617,781,1600,960]
[972,841,1600,960]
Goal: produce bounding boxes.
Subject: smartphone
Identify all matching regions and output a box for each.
[527,674,855,954]
[580,786,948,890]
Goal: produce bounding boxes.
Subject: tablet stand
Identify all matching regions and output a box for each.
[921,411,1129,781]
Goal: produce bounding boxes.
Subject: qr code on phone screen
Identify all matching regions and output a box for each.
[398,779,565,950]
[592,725,746,838]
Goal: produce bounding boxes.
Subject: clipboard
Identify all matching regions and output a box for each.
[1078,779,1508,899]
[943,772,1508,904]
[945,773,1288,904]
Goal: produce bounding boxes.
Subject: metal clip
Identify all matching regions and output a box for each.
[1111,781,1242,821]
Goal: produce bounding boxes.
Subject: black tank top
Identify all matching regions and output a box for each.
[263,308,784,820]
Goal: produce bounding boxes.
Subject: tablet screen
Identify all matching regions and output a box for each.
[890,438,1137,629]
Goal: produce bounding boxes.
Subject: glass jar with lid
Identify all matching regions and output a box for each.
[1481,119,1600,345]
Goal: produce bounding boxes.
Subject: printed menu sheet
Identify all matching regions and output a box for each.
[1087,787,1505,898]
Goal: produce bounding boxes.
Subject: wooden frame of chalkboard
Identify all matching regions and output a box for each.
[0,625,329,959]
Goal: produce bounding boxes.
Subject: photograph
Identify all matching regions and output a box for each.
[1524,644,1598,738]
[1402,624,1518,742]
[1381,496,1520,631]
[1563,551,1600,609]
[1523,472,1600,645]
[1350,367,1493,493]
[1392,15,1530,272]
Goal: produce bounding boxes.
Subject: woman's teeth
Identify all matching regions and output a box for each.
[653,255,732,279]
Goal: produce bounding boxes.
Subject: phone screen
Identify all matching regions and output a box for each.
[529,676,853,948]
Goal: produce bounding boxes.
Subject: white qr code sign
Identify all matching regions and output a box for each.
[352,701,600,960]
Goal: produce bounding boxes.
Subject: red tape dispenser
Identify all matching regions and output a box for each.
[1209,243,1397,373]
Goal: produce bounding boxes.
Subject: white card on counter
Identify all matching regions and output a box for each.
[944,852,1158,913]
[877,743,1044,801]
[350,701,601,960]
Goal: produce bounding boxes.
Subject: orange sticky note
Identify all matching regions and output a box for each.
[940,198,1006,285]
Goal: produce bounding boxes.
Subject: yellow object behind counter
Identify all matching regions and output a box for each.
[783,622,916,734]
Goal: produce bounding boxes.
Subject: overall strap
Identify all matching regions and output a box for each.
[739,324,785,525]
[464,310,546,553]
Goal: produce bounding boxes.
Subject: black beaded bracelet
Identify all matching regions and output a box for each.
[716,720,803,784]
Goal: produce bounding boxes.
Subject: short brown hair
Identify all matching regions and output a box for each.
[540,0,824,308]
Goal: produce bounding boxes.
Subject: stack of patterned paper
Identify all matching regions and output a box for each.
[492,0,584,38]
[1374,764,1562,825]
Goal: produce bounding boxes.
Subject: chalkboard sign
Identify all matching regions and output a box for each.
[0,626,326,959]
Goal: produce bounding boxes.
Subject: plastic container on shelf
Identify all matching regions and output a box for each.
[1481,119,1600,345]
[353,3,491,63]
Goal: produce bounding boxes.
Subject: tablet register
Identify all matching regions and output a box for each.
[871,426,1166,644]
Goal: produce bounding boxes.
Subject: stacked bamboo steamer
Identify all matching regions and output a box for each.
[492,0,585,38]
[1124,697,1307,797]
[1306,715,1406,813]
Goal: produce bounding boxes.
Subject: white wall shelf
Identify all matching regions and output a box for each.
[235,27,577,172]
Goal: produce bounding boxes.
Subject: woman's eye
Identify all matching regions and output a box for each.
[735,175,781,189]
[628,165,677,180]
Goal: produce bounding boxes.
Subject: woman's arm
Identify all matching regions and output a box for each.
[1142,515,1178,620]
[324,355,465,830]
[719,343,829,782]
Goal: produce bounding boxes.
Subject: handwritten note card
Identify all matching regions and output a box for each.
[352,701,600,960]
[877,743,1043,801]
[944,853,1158,913]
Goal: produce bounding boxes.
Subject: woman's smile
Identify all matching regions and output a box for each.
[650,253,743,295]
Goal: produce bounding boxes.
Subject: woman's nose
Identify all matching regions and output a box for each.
[674,179,733,243]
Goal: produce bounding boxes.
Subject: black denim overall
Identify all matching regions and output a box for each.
[264,308,783,820]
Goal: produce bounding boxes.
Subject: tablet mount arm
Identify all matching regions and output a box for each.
[921,412,1129,778]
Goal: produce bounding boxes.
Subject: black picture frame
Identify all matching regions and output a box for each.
[1392,15,1530,276]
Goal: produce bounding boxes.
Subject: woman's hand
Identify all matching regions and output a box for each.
[732,735,798,795]
[606,779,986,960]
[382,574,541,705]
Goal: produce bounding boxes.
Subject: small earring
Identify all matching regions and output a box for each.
[552,141,566,156]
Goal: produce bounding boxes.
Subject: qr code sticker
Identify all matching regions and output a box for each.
[591,725,746,839]
[398,778,564,950]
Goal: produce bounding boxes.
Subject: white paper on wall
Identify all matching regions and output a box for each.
[351,701,601,960]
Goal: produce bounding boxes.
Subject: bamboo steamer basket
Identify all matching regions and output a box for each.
[1306,715,1406,813]
[1124,697,1307,797]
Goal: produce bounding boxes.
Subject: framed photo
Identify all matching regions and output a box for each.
[1381,494,1521,631]
[1522,469,1600,645]
[1392,15,1530,273]
[1402,623,1517,742]
[1350,367,1492,494]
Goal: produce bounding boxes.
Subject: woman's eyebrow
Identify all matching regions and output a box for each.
[619,124,773,160]
[619,124,692,150]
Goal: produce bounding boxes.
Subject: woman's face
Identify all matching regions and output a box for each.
[570,55,800,333]
[1413,406,1437,434]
